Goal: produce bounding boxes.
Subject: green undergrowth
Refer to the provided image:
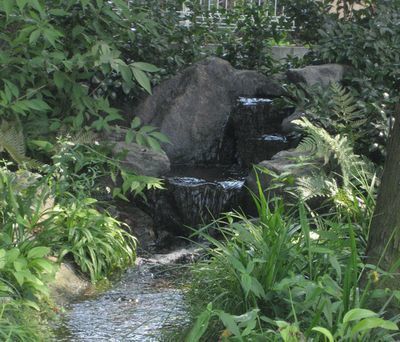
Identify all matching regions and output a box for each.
[186,198,400,341]
[185,114,400,341]
[0,151,139,340]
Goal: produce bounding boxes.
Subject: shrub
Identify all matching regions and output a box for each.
[312,2,400,163]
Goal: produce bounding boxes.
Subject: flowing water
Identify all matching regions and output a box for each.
[147,166,247,234]
[53,257,191,341]
[53,97,295,341]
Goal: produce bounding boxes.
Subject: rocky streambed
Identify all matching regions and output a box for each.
[53,247,200,341]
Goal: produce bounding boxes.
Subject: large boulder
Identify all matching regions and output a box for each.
[286,64,349,87]
[105,129,170,177]
[132,57,284,164]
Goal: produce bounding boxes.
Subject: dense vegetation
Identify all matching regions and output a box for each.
[0,0,399,340]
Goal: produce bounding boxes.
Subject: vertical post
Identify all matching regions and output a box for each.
[274,0,277,16]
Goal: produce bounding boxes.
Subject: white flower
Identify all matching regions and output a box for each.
[383,92,389,99]
[94,141,100,146]
[309,231,320,240]
[105,186,111,194]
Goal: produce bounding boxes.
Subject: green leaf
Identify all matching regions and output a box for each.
[0,249,6,269]
[49,9,69,16]
[16,0,28,11]
[312,327,334,342]
[120,65,133,86]
[31,259,55,273]
[30,140,54,152]
[24,300,40,311]
[30,0,44,16]
[130,117,141,129]
[146,136,161,151]
[131,62,159,73]
[6,248,20,263]
[26,99,51,112]
[219,312,242,338]
[132,68,152,94]
[125,130,134,144]
[14,271,25,286]
[27,247,50,259]
[4,80,20,98]
[186,303,213,342]
[3,0,14,17]
[149,131,170,144]
[29,29,41,45]
[351,318,398,336]
[343,309,377,324]
[53,71,65,89]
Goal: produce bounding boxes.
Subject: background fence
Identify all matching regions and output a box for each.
[179,0,295,31]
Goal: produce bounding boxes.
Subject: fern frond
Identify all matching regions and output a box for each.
[0,120,42,169]
[296,174,331,200]
[294,117,365,188]
[330,82,364,125]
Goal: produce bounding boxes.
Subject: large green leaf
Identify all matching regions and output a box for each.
[132,68,152,94]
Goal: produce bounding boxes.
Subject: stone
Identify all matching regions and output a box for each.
[281,110,306,134]
[243,150,323,213]
[132,57,284,164]
[231,98,293,167]
[105,129,170,177]
[286,64,348,87]
[114,204,157,251]
[49,261,90,306]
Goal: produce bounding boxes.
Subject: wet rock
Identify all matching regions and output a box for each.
[145,166,246,235]
[231,98,293,166]
[281,110,305,134]
[114,204,157,251]
[49,262,90,306]
[132,57,284,164]
[243,150,323,213]
[105,128,170,177]
[287,64,349,87]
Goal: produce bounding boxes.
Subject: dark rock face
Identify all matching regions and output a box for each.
[105,129,170,177]
[286,64,348,87]
[281,110,305,134]
[132,57,284,165]
[231,98,292,166]
[145,166,246,236]
[115,204,157,251]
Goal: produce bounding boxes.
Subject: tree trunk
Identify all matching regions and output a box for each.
[366,105,400,272]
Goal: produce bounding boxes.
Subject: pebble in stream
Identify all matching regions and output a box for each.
[54,262,190,341]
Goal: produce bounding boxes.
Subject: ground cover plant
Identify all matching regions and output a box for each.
[186,125,400,340]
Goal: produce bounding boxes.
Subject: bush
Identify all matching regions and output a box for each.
[312,2,400,163]
[0,0,158,134]
[186,123,398,341]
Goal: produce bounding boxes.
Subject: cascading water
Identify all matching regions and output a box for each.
[232,97,292,166]
[146,166,246,235]
[143,97,294,236]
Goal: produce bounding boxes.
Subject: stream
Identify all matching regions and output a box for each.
[53,251,194,341]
